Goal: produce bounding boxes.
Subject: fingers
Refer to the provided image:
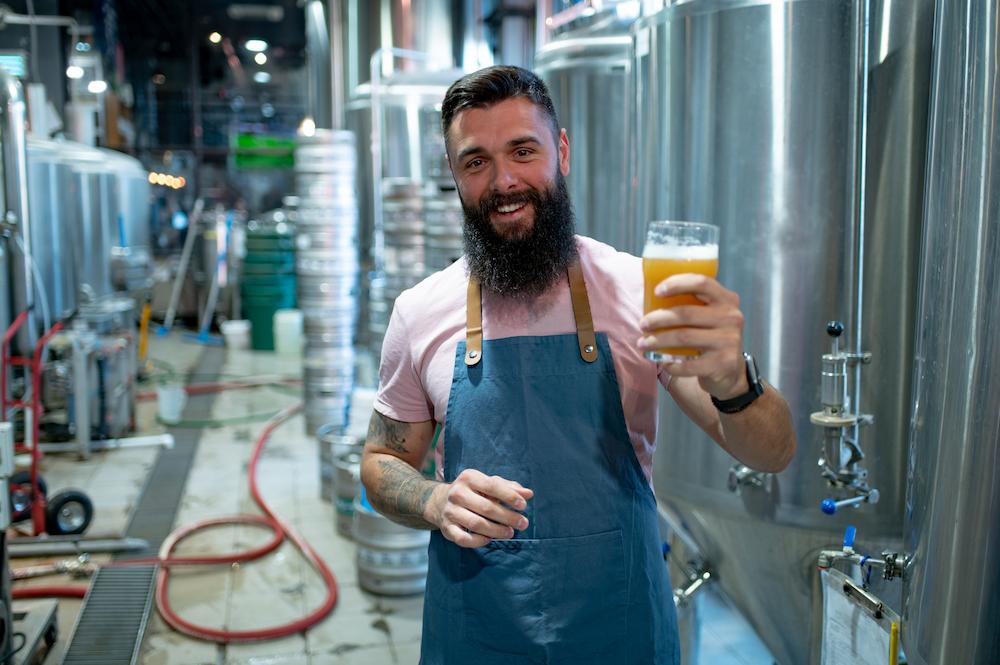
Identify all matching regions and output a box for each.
[638,325,741,356]
[439,469,533,548]
[640,303,744,335]
[654,274,739,305]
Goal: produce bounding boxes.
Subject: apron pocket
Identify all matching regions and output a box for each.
[458,530,628,663]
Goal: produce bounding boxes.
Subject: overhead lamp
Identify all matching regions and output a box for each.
[66,65,84,79]
[298,116,316,137]
[87,80,108,94]
[245,39,268,52]
[254,52,267,65]
[253,71,271,84]
[209,32,222,44]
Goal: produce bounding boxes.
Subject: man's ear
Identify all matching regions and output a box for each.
[558,128,570,177]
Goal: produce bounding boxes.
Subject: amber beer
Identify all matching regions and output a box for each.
[642,222,720,362]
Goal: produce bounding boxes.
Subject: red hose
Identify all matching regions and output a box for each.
[13,586,88,599]
[10,402,339,643]
[135,378,300,402]
[152,402,339,642]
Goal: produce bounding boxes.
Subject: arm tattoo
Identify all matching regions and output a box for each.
[371,458,438,529]
[367,412,410,454]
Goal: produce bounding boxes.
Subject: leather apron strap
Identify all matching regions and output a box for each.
[465,260,598,365]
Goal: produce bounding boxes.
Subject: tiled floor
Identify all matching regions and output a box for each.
[12,332,774,664]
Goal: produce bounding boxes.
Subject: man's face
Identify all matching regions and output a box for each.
[446,98,578,299]
[447,98,571,239]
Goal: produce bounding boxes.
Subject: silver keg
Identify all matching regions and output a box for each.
[353,495,430,596]
[335,451,362,538]
[315,423,363,503]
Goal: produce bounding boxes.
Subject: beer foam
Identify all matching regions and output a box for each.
[643,243,718,260]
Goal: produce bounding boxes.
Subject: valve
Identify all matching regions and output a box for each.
[820,489,880,515]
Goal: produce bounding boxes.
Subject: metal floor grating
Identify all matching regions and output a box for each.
[60,347,224,664]
[60,565,157,665]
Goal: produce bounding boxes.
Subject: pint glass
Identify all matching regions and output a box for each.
[642,221,719,362]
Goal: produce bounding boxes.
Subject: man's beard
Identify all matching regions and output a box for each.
[462,173,578,300]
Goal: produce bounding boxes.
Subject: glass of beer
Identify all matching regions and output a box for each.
[642,221,719,362]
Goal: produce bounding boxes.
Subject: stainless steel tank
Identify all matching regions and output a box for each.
[634,2,934,663]
[26,138,78,321]
[56,141,113,300]
[535,13,636,252]
[103,149,152,295]
[902,0,1000,662]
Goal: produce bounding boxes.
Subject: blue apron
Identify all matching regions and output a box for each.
[419,262,679,664]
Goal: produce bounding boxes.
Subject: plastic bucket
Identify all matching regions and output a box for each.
[273,309,304,356]
[220,319,251,349]
[157,383,187,424]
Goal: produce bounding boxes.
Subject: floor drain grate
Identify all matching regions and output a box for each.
[60,565,157,665]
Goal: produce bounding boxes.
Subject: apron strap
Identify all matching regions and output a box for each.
[465,276,484,366]
[567,261,599,363]
[466,260,599,365]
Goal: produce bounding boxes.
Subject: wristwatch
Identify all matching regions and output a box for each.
[711,352,765,414]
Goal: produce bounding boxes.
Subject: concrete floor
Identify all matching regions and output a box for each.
[9,331,774,664]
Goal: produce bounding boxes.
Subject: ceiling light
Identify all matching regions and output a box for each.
[66,65,84,79]
[209,32,222,44]
[254,52,267,65]
[87,80,108,94]
[245,39,268,52]
[298,116,316,137]
[253,71,271,84]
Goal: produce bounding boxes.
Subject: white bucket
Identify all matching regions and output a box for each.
[220,319,251,349]
[273,309,304,356]
[156,383,187,424]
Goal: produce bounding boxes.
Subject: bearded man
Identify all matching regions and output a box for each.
[361,65,796,665]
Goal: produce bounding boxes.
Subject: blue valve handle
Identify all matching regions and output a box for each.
[821,494,868,514]
[843,526,857,549]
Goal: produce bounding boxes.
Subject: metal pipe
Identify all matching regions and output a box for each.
[0,70,36,353]
[850,0,873,455]
[329,0,346,128]
[0,6,78,28]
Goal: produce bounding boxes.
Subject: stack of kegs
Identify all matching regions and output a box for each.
[241,212,297,350]
[423,186,465,274]
[369,179,426,358]
[294,130,359,435]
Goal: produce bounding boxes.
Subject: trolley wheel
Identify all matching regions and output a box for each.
[44,490,93,535]
[8,471,48,523]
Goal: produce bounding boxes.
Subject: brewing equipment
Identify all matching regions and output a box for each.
[901,0,1000,662]
[535,5,636,252]
[634,1,934,663]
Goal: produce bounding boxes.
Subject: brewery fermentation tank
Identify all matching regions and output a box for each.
[901,0,1000,662]
[535,16,635,252]
[26,138,79,321]
[635,1,933,663]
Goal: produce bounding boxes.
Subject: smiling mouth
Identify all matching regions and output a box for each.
[492,201,529,220]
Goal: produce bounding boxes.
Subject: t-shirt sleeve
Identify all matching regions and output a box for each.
[373,302,434,422]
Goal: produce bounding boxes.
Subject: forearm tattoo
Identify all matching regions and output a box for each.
[372,458,437,529]
[367,412,410,454]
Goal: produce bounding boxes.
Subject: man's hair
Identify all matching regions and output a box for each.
[440,65,560,148]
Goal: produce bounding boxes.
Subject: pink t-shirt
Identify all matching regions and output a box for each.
[374,236,670,483]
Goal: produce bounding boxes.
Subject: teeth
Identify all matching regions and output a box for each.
[497,202,524,214]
